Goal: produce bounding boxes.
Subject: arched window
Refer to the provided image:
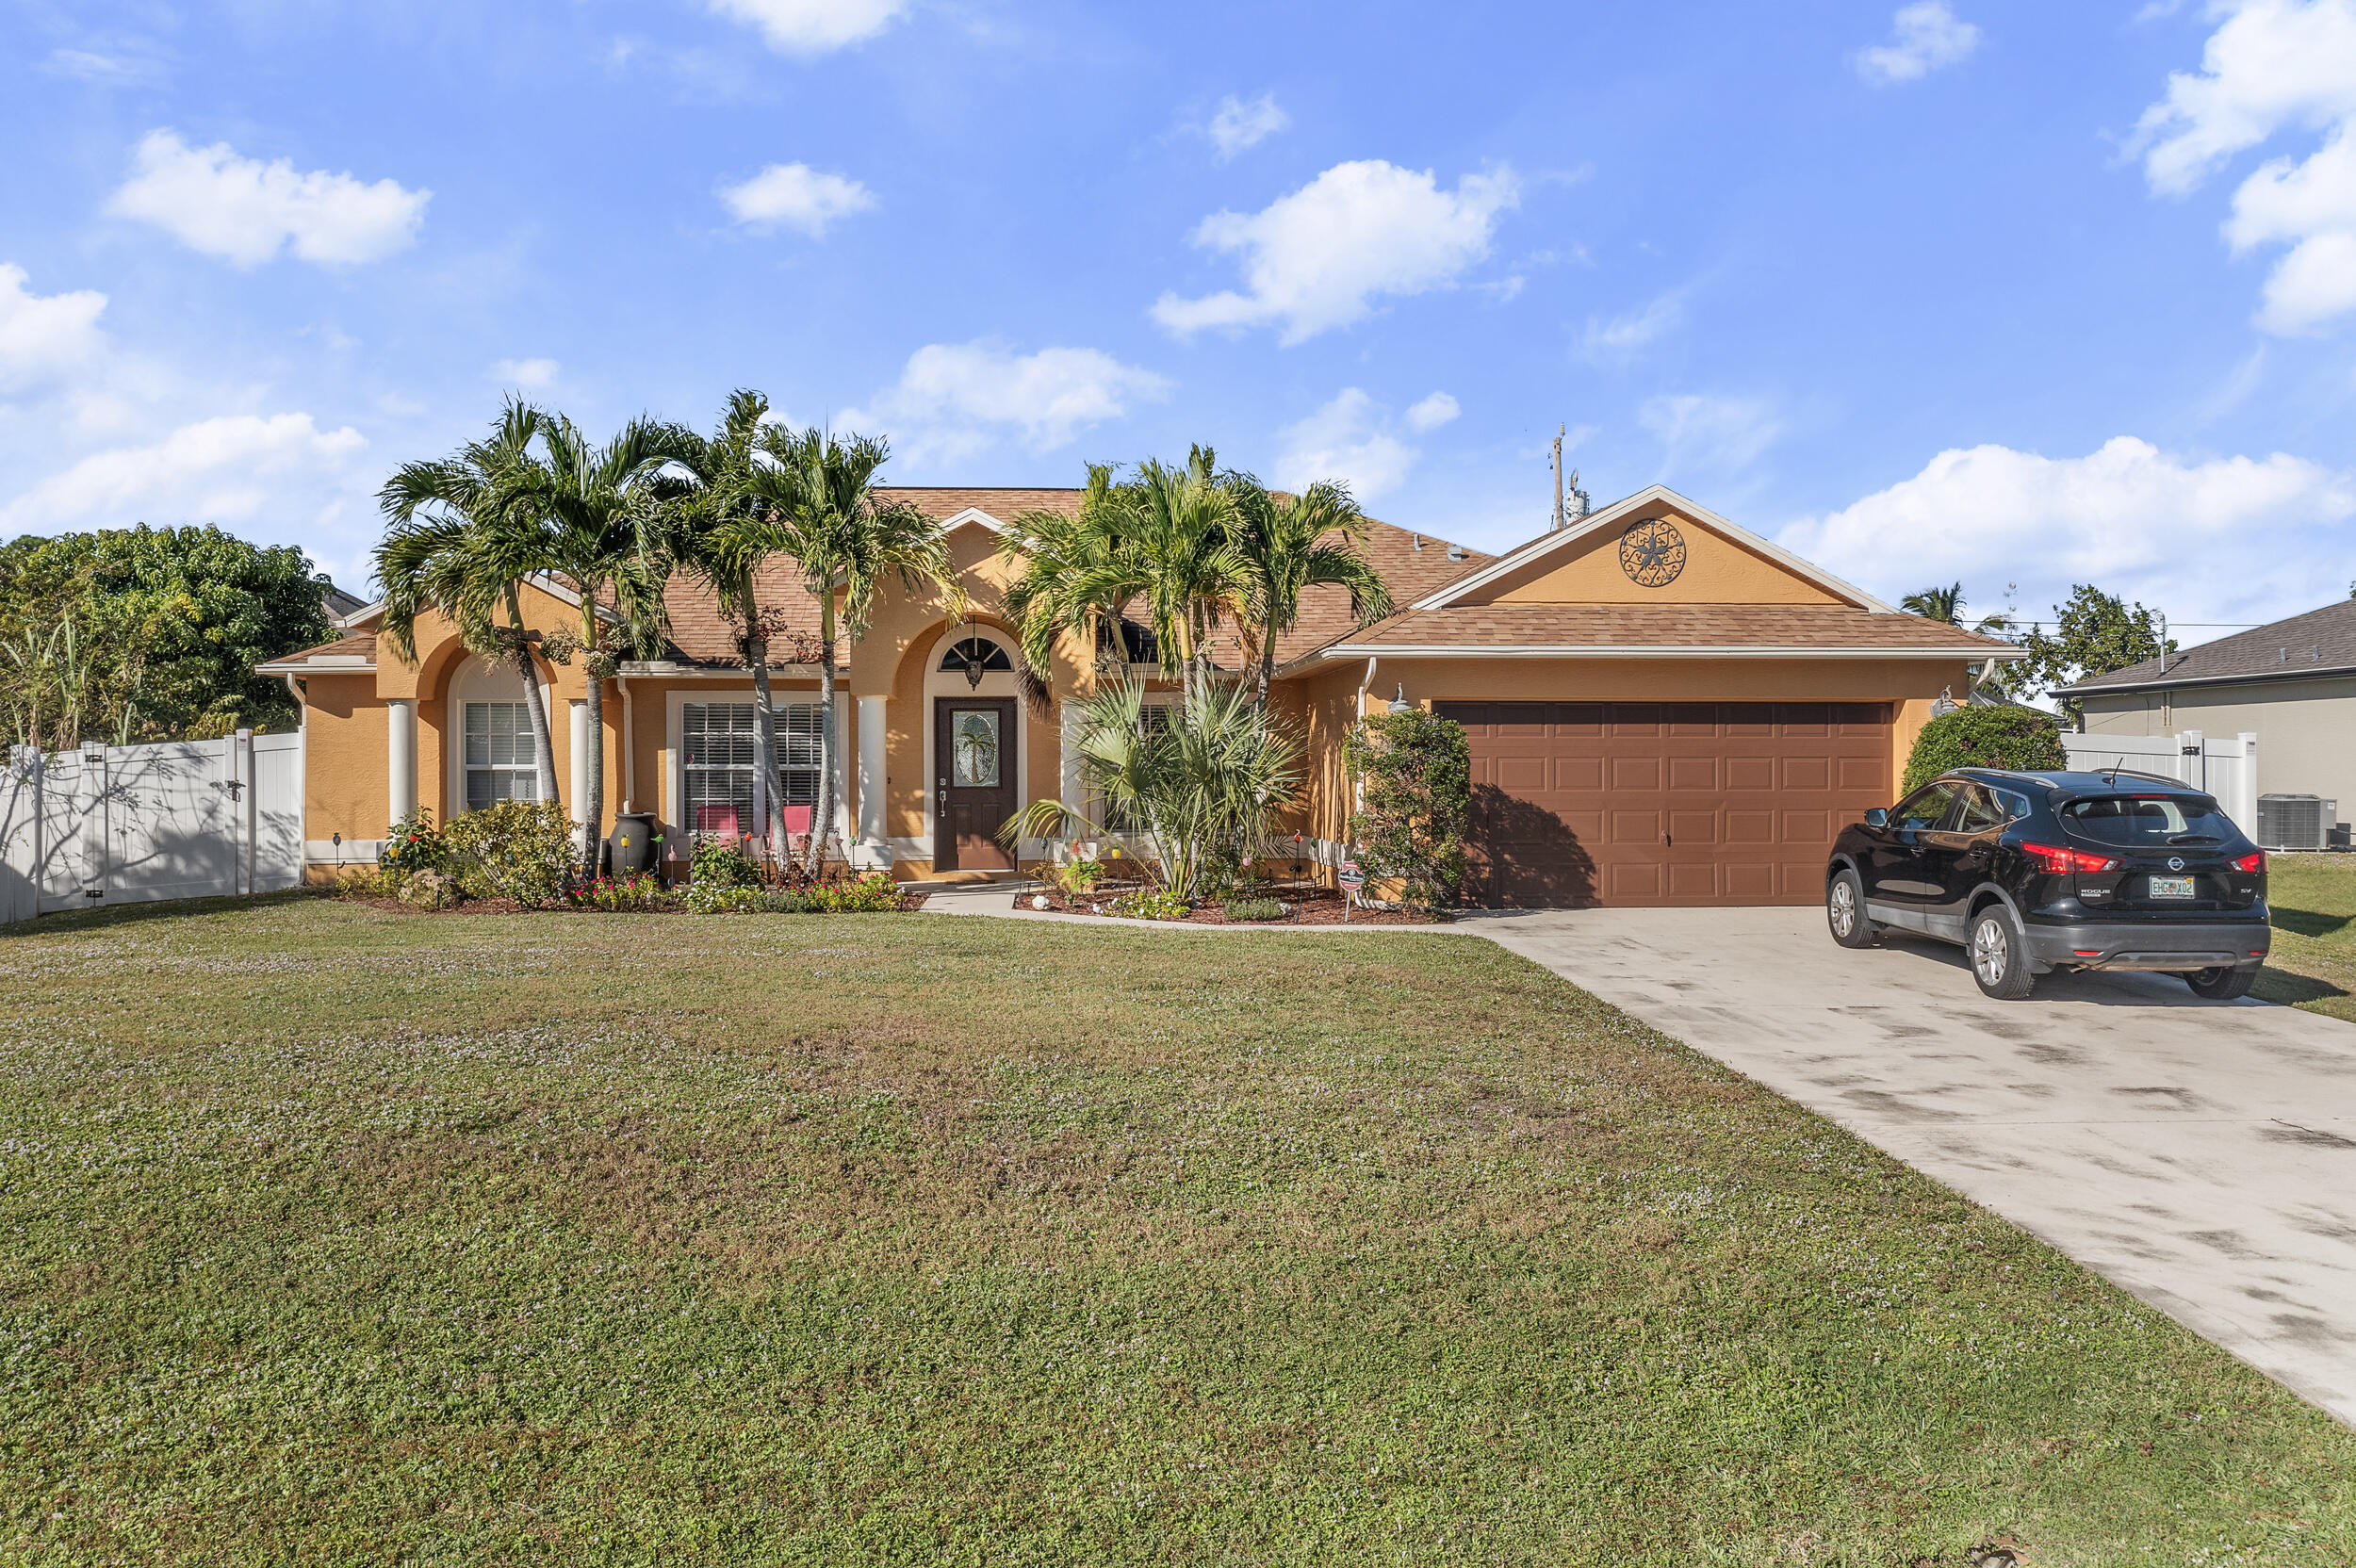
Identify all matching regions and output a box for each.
[939,637,1012,673]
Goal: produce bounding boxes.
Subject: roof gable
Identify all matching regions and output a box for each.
[1414,485,1892,614]
[2061,596,2356,694]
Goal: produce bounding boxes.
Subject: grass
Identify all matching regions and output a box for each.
[2254,854,2356,1022]
[2,898,2351,1565]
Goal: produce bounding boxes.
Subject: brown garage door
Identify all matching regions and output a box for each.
[1436,701,1892,907]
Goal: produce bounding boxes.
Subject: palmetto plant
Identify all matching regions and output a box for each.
[1224,475,1392,710]
[735,426,962,876]
[1001,678,1303,901]
[377,401,564,807]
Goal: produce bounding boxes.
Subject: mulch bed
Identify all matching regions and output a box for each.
[1023,884,1444,926]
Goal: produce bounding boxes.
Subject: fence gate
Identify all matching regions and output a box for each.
[2058,729,2260,837]
[2,730,306,923]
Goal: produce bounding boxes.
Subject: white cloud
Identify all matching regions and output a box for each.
[1206,92,1288,158]
[41,48,162,87]
[0,265,109,396]
[709,0,905,54]
[2134,0,2356,335]
[106,130,429,268]
[1583,291,1685,358]
[719,162,876,236]
[487,358,560,389]
[1854,1,1981,85]
[1780,436,2356,628]
[1274,389,1421,501]
[1403,391,1460,433]
[1639,393,1784,473]
[0,413,367,534]
[839,340,1171,465]
[1152,160,1521,345]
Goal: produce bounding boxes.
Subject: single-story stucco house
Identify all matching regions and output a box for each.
[2061,596,2356,824]
[258,483,2015,907]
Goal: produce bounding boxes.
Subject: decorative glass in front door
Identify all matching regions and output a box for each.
[951,709,1001,787]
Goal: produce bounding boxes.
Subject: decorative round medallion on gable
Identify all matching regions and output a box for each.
[1617,517,1687,587]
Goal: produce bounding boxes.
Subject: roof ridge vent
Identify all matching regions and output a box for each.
[1447,543,1466,562]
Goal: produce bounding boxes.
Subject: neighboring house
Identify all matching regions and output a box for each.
[2059,596,2356,813]
[260,483,2014,907]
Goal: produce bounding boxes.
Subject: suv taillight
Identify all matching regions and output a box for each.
[2233,850,2266,874]
[2020,842,2119,874]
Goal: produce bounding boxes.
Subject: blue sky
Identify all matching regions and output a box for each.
[4,0,2354,644]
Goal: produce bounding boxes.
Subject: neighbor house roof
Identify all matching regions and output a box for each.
[2057,597,2356,695]
[257,632,378,674]
[1316,603,2025,660]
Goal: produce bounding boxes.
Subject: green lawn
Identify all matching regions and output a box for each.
[3,899,2351,1564]
[2256,854,2356,1023]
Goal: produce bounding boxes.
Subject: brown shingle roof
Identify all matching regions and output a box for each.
[2058,597,2356,693]
[1321,603,2021,656]
[257,632,377,671]
[652,487,1489,670]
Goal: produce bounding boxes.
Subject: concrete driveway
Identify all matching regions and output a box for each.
[1469,906,2356,1427]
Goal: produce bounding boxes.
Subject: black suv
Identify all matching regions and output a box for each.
[1824,767,2270,1000]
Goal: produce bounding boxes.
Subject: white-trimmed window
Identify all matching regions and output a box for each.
[682,702,823,835]
[463,701,542,810]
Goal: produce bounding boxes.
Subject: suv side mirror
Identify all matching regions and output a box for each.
[1862,807,1890,828]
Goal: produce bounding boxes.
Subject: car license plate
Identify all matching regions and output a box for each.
[2150,875,2196,899]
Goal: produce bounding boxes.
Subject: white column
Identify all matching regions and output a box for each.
[858,694,888,865]
[1060,703,1087,850]
[833,696,854,858]
[386,699,417,827]
[568,700,590,827]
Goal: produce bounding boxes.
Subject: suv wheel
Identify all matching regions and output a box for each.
[1826,869,1876,949]
[1969,906,2036,1000]
[2184,964,2258,1001]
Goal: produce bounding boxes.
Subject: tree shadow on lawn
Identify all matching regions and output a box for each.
[2269,904,2356,940]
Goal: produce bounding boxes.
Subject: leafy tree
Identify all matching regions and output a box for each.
[0,524,333,747]
[1003,677,1303,900]
[1902,706,2068,793]
[739,426,961,876]
[2013,584,2172,710]
[377,401,564,806]
[1344,709,1470,911]
[1223,475,1392,710]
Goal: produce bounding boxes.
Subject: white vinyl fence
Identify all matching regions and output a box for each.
[0,730,303,924]
[2058,728,2259,837]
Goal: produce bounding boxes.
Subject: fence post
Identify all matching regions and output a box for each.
[236,728,256,896]
[83,744,107,906]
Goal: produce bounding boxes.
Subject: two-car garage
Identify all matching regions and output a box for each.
[1437,701,1893,907]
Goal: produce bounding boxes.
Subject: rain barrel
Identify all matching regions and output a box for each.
[606,811,660,878]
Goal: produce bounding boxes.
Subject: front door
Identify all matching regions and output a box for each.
[934,696,1017,872]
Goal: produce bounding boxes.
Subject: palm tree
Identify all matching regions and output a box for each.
[739,426,962,876]
[483,409,693,874]
[1222,475,1393,710]
[1000,676,1302,900]
[1902,582,1965,623]
[377,401,562,807]
[997,447,1251,703]
[652,389,798,864]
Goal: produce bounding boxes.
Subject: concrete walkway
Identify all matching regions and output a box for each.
[1466,906,2356,1426]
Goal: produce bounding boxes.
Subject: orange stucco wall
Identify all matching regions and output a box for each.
[301,672,389,850]
[1480,504,1843,606]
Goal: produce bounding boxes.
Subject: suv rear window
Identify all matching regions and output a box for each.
[2061,793,2236,846]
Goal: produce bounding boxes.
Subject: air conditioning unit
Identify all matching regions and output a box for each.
[2257,793,2335,852]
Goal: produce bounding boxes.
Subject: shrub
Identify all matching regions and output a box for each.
[1055,858,1104,894]
[379,809,447,874]
[1903,705,2068,794]
[1109,890,1191,921]
[1223,895,1285,923]
[567,873,674,912]
[680,874,905,915]
[807,872,905,912]
[690,837,763,891]
[1344,709,1470,911]
[443,801,576,907]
